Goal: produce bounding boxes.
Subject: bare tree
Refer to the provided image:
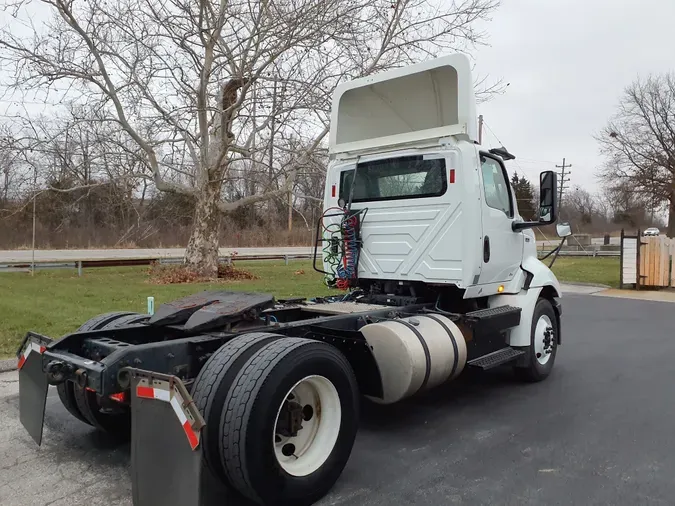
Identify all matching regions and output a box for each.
[597,74,675,237]
[1,0,500,276]
[561,186,595,225]
[0,128,25,206]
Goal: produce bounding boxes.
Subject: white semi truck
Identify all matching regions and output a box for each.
[17,54,569,506]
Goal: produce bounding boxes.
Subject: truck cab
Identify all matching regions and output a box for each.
[321,54,562,307]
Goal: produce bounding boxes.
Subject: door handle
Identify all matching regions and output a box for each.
[483,236,490,263]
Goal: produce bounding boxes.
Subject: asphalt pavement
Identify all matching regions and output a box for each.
[1,294,674,505]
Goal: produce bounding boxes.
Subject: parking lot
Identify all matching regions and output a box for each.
[1,293,675,505]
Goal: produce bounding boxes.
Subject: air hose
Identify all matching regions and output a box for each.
[320,206,367,290]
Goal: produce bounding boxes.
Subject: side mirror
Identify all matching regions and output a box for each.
[538,170,558,225]
[512,170,559,232]
[556,222,572,238]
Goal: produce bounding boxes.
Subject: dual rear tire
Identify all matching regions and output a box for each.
[192,334,359,506]
[56,312,148,437]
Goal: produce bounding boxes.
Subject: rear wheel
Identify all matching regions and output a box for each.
[56,311,136,425]
[515,298,558,382]
[100,313,150,329]
[72,384,131,438]
[220,338,359,506]
[56,311,139,431]
[190,332,283,482]
[76,311,136,332]
[56,382,91,425]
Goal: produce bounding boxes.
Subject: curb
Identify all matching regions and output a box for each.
[0,358,17,373]
[560,281,611,289]
[560,282,611,296]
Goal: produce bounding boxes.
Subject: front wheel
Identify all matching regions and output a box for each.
[220,338,359,506]
[515,298,558,382]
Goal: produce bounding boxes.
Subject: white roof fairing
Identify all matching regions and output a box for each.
[329,54,478,154]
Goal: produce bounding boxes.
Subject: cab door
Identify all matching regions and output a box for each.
[478,153,523,285]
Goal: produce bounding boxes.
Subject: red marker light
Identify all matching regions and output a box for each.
[331,184,336,197]
[449,169,455,184]
[109,392,127,403]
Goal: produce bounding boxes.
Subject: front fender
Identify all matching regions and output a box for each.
[489,257,562,347]
[522,256,561,297]
[488,287,541,347]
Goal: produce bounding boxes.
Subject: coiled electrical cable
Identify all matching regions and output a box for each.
[319,206,367,289]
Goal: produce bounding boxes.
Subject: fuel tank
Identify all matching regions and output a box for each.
[360,314,467,404]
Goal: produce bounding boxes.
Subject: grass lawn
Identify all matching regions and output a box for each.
[0,260,335,357]
[0,257,619,357]
[550,256,619,289]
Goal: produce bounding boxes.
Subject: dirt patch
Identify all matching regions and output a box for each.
[148,262,258,284]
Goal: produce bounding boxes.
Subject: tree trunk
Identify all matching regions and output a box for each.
[668,190,675,238]
[185,184,221,278]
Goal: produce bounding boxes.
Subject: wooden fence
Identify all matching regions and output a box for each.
[620,230,675,289]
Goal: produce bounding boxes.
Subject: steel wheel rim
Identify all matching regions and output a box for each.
[272,375,341,477]
[534,314,554,365]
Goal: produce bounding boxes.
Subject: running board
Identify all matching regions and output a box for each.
[464,305,522,339]
[467,347,525,370]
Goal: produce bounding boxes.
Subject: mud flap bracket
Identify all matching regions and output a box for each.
[125,368,235,506]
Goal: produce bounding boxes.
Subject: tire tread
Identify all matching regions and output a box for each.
[191,332,282,480]
[221,338,356,503]
[515,298,557,382]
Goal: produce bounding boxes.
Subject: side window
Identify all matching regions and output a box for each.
[480,155,513,217]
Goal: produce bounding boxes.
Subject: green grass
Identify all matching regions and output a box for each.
[0,260,334,357]
[0,256,620,357]
[551,256,619,289]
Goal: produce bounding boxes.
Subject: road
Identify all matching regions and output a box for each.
[0,247,314,263]
[0,237,619,263]
[2,293,673,505]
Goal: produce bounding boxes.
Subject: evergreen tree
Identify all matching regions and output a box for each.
[511,172,536,220]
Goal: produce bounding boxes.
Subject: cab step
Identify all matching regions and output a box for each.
[463,305,522,339]
[467,347,525,370]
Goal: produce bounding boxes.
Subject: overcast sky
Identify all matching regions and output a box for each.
[473,0,675,193]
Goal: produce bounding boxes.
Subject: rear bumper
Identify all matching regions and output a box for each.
[18,331,108,391]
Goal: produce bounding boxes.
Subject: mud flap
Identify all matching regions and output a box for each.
[126,368,227,506]
[17,334,51,446]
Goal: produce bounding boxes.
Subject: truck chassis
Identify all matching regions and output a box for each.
[17,287,559,506]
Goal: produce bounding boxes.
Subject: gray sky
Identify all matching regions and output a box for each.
[473,0,675,193]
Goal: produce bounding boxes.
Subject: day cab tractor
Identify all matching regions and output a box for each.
[17,54,570,506]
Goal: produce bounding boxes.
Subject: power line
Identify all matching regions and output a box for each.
[518,157,559,165]
[482,119,504,147]
[480,119,531,178]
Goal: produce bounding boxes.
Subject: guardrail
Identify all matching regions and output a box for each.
[537,249,620,258]
[0,248,620,275]
[0,253,314,275]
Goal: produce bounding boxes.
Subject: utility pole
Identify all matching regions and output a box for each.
[268,78,292,232]
[478,115,483,145]
[31,163,37,277]
[268,79,276,181]
[555,158,572,206]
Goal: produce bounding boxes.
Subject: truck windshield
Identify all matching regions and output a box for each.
[339,156,447,203]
